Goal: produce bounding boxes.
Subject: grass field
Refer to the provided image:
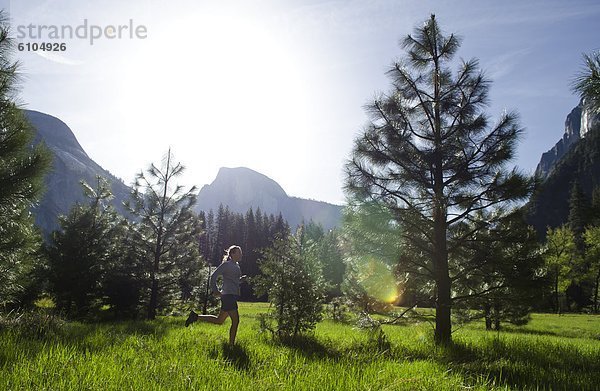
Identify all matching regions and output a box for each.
[1,303,599,390]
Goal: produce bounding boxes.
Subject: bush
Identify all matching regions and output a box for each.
[253,229,325,339]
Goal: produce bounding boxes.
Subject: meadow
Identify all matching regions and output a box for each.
[1,303,599,390]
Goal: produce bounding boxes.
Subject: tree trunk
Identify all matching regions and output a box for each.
[147,241,162,320]
[493,300,501,331]
[435,272,452,344]
[594,268,600,314]
[433,207,451,345]
[555,269,560,315]
[484,303,492,330]
[148,274,158,320]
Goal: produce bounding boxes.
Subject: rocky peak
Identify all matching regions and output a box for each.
[535,101,599,179]
[26,110,131,234]
[195,167,342,230]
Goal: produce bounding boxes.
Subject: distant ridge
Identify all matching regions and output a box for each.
[26,110,131,234]
[527,103,600,236]
[26,110,342,233]
[195,167,343,230]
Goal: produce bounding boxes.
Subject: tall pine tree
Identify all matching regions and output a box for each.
[0,12,50,307]
[345,15,532,344]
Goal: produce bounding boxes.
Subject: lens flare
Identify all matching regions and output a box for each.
[356,257,399,303]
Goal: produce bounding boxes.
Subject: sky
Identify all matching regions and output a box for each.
[3,0,600,205]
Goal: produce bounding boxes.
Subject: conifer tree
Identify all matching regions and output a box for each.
[47,177,122,318]
[101,220,145,319]
[452,210,543,329]
[572,51,600,113]
[0,11,50,306]
[253,228,324,339]
[126,150,202,320]
[345,15,531,343]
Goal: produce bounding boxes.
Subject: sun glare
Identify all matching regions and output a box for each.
[357,257,399,304]
[115,7,312,186]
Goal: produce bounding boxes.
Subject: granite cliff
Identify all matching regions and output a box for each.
[195,167,343,230]
[535,100,600,179]
[26,110,131,234]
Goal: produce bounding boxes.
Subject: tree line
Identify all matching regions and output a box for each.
[544,182,600,313]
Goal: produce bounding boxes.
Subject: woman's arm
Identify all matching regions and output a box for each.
[210,262,226,295]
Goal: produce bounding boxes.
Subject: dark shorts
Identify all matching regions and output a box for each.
[221,294,239,312]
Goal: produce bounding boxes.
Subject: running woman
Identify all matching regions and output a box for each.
[185,245,246,345]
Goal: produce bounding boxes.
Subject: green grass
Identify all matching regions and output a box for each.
[1,304,599,390]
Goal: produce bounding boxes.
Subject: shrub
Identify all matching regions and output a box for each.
[253,229,325,339]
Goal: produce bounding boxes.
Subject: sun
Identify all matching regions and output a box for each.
[114,8,312,187]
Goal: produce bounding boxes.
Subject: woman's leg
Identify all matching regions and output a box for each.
[198,311,229,325]
[226,310,239,345]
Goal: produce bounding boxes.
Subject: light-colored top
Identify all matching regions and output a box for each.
[210,258,242,296]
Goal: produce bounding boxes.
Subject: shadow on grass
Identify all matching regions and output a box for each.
[275,334,342,361]
[499,326,600,341]
[209,341,252,372]
[437,337,600,391]
[264,332,397,363]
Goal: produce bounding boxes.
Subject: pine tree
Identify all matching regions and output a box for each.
[345,15,531,343]
[572,51,600,113]
[452,210,543,329]
[273,212,290,239]
[101,220,145,319]
[126,150,202,320]
[47,177,122,318]
[0,11,50,307]
[253,228,324,339]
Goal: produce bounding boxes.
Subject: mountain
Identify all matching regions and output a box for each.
[195,167,343,230]
[535,101,599,179]
[527,102,600,236]
[26,110,131,234]
[26,110,342,233]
